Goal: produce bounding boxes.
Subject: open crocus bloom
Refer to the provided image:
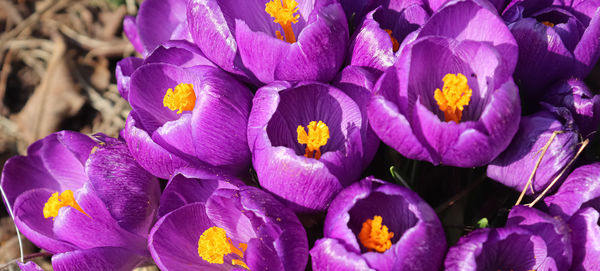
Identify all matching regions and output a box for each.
[347,0,431,72]
[502,0,600,100]
[310,177,447,270]
[123,0,192,56]
[187,0,348,84]
[148,171,308,270]
[487,107,579,195]
[367,0,520,167]
[445,206,572,270]
[1,132,160,270]
[545,163,600,270]
[121,62,253,179]
[247,81,377,212]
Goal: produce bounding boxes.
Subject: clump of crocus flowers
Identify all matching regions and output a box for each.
[3,0,600,270]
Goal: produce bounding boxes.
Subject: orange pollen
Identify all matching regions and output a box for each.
[358,215,394,253]
[43,190,90,220]
[265,0,299,43]
[163,83,196,114]
[384,29,400,52]
[541,21,555,27]
[297,120,330,159]
[433,73,472,123]
[197,226,248,269]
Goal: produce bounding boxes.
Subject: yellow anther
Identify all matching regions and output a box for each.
[198,226,248,269]
[384,29,400,52]
[541,21,554,27]
[163,83,196,114]
[265,0,299,43]
[297,121,330,159]
[434,73,472,123]
[43,190,90,219]
[358,215,394,253]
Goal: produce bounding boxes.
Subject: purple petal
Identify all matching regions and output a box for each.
[245,238,285,270]
[152,114,196,158]
[13,188,76,253]
[545,162,600,218]
[52,184,147,253]
[310,238,374,270]
[189,68,253,176]
[116,57,143,102]
[487,110,578,194]
[506,206,572,270]
[158,169,240,217]
[85,138,160,236]
[137,0,191,53]
[51,247,146,271]
[205,189,257,242]
[18,261,44,271]
[569,207,600,270]
[144,40,215,68]
[274,3,349,82]
[123,15,144,56]
[573,7,600,76]
[348,9,396,72]
[122,113,196,179]
[149,203,223,270]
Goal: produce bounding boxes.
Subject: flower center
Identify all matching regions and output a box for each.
[163,83,196,114]
[43,190,89,219]
[198,226,248,269]
[541,21,555,27]
[265,0,300,43]
[297,120,330,159]
[358,215,394,253]
[384,29,400,52]
[433,73,472,123]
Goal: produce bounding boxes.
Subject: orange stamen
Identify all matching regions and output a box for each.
[265,0,299,43]
[358,215,394,253]
[297,121,330,159]
[433,73,472,123]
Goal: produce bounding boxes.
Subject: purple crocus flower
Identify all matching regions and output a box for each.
[367,0,520,167]
[543,78,600,137]
[247,81,377,212]
[545,163,600,270]
[502,0,600,100]
[121,61,253,179]
[347,0,431,72]
[148,171,308,270]
[187,0,349,84]
[116,40,215,102]
[310,177,447,271]
[123,0,192,56]
[445,206,572,270]
[487,107,579,195]
[0,131,160,270]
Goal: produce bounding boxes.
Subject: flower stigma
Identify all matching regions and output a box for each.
[358,215,394,253]
[198,226,248,269]
[434,73,472,123]
[265,0,300,43]
[43,190,90,219]
[541,21,555,27]
[384,29,400,52]
[163,83,196,114]
[297,120,330,159]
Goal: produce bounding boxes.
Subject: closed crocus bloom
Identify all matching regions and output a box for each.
[487,107,579,195]
[0,132,160,270]
[116,40,215,102]
[347,0,431,72]
[368,9,520,167]
[123,0,192,56]
[445,206,572,270]
[310,177,446,271]
[187,0,348,84]
[543,78,600,137]
[149,172,308,270]
[502,0,600,100]
[545,163,600,270]
[121,62,253,179]
[247,81,376,212]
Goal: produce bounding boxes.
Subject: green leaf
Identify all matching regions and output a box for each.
[476,217,489,228]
